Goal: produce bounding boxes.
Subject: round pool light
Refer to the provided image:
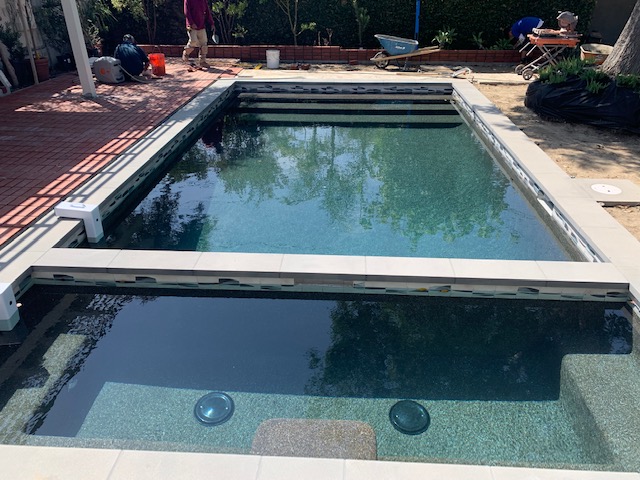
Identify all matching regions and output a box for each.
[389,400,430,435]
[194,392,234,426]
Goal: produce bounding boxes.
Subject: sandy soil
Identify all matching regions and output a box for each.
[474,82,640,241]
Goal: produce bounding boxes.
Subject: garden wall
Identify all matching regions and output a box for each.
[141,45,522,65]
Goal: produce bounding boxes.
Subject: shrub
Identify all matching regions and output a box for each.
[0,23,27,61]
[432,26,457,49]
[616,74,640,93]
[538,58,596,84]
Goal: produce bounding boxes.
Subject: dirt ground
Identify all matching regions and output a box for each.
[473,81,640,242]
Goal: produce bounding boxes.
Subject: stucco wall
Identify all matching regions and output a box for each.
[590,0,636,44]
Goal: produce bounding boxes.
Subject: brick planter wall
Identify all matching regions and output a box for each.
[141,45,521,64]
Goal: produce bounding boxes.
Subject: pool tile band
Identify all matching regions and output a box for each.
[28,249,629,302]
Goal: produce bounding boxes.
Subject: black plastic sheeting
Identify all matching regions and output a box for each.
[525,77,640,134]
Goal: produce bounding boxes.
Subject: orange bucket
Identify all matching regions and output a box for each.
[148,53,166,76]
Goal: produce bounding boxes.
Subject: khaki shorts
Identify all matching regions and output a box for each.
[186,28,208,48]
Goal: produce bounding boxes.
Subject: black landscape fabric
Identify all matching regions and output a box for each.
[525,77,640,134]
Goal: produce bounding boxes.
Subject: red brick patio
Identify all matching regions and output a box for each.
[0,59,241,248]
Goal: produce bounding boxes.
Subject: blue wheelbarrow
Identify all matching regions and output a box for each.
[371,34,440,69]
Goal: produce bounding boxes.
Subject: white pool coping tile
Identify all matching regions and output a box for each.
[110,451,260,480]
[32,248,121,272]
[573,179,640,205]
[490,466,640,480]
[280,254,367,281]
[108,250,203,273]
[0,445,120,480]
[449,258,547,285]
[258,455,345,480]
[364,256,454,282]
[195,252,285,277]
[346,459,493,480]
[555,197,625,230]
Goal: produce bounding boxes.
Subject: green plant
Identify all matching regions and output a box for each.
[232,25,248,41]
[33,0,71,54]
[616,74,640,92]
[212,0,248,45]
[585,78,608,94]
[471,32,484,49]
[0,23,27,61]
[579,67,610,84]
[317,27,333,46]
[538,58,595,83]
[538,66,567,84]
[489,38,512,50]
[259,0,316,46]
[352,0,369,48]
[432,27,456,49]
[111,0,166,44]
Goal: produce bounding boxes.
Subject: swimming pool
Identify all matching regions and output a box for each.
[2,76,639,478]
[91,89,575,261]
[0,285,635,470]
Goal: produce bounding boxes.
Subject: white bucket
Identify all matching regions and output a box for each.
[266,49,280,69]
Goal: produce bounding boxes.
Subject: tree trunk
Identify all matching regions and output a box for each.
[601,0,640,76]
[0,40,19,86]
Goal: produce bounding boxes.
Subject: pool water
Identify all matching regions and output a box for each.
[97,95,573,260]
[0,286,633,469]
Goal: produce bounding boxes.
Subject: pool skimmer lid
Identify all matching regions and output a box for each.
[194,392,234,426]
[591,183,622,195]
[389,400,430,435]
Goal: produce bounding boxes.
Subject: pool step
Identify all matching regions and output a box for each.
[235,112,462,126]
[236,101,457,114]
[237,93,452,103]
[560,353,640,471]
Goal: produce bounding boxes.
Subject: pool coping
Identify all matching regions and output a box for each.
[1,445,639,480]
[1,73,640,479]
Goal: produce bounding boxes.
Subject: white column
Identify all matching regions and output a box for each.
[61,0,97,98]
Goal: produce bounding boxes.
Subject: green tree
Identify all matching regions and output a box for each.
[259,0,316,46]
[352,0,369,48]
[211,0,248,44]
[111,0,166,44]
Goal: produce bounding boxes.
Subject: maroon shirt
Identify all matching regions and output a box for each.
[184,0,214,30]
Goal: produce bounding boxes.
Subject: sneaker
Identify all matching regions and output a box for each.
[199,61,210,68]
[181,51,190,63]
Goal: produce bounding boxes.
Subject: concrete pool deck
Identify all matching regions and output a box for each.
[2,60,640,479]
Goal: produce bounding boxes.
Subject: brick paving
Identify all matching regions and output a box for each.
[0,58,241,248]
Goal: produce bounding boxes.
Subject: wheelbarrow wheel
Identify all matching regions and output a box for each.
[373,52,389,69]
[522,69,535,81]
[515,64,525,75]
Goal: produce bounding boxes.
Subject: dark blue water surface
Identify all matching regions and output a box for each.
[96,97,573,260]
[0,287,629,440]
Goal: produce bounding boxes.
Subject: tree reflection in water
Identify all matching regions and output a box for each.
[101,102,569,259]
[305,297,631,401]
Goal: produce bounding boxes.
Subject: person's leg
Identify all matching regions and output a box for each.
[196,29,209,67]
[182,29,199,63]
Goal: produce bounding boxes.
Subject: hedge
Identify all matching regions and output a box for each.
[102,0,597,51]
